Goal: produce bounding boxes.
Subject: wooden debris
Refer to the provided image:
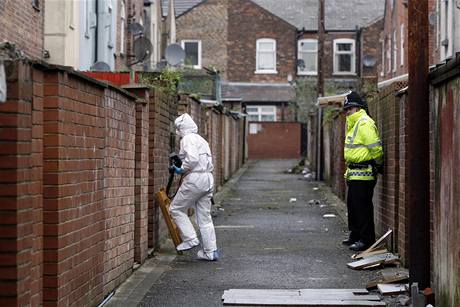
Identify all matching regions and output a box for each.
[352,248,388,260]
[366,268,409,289]
[347,253,399,270]
[222,289,386,306]
[353,229,392,259]
[155,188,183,255]
[377,283,408,295]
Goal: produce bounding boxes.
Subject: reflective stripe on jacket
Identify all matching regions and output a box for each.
[344,109,383,181]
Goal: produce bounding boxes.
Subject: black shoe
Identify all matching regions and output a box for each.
[349,241,369,252]
[341,238,355,246]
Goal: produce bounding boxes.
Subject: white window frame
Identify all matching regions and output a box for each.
[333,39,356,75]
[297,39,318,75]
[387,37,391,73]
[392,30,397,72]
[181,40,202,69]
[120,0,126,55]
[400,24,404,67]
[440,0,454,61]
[246,106,277,122]
[255,38,277,74]
[380,40,385,77]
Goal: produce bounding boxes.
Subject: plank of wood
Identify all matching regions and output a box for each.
[347,253,399,269]
[352,248,388,260]
[223,289,380,301]
[222,296,386,306]
[366,269,409,289]
[155,188,183,254]
[355,229,392,258]
[377,283,408,295]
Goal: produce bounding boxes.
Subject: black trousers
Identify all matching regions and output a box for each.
[346,180,376,245]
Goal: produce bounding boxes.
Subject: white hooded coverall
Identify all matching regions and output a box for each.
[169,113,217,253]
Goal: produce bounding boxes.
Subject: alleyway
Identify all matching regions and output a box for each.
[112,160,375,306]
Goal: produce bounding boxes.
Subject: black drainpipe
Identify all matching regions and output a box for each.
[95,0,99,63]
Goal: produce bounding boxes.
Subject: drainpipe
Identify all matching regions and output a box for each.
[95,0,99,63]
[407,0,430,289]
[316,107,322,180]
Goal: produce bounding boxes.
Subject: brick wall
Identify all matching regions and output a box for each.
[176,0,228,79]
[0,61,43,306]
[0,1,44,59]
[248,122,301,159]
[227,0,297,83]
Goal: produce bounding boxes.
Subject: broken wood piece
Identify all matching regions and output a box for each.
[347,253,399,270]
[156,188,183,255]
[366,268,409,289]
[377,283,409,295]
[352,248,388,260]
[222,289,385,306]
[355,229,392,258]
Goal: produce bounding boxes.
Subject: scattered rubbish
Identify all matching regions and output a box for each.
[323,213,336,218]
[218,208,225,211]
[286,168,293,173]
[222,289,385,306]
[297,220,304,223]
[352,248,388,260]
[347,253,399,270]
[308,199,321,206]
[397,294,410,306]
[319,204,326,208]
[324,228,329,232]
[289,198,297,203]
[377,283,408,295]
[366,268,409,289]
[312,187,319,191]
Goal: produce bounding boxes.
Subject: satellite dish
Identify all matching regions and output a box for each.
[133,37,153,63]
[90,61,111,71]
[129,22,144,36]
[363,55,376,68]
[165,44,185,66]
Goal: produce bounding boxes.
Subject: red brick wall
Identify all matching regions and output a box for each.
[0,61,43,306]
[227,0,297,82]
[248,122,301,159]
[0,1,44,59]
[149,90,178,248]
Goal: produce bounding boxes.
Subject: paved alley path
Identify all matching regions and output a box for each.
[139,160,374,306]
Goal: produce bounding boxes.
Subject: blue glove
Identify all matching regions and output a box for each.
[172,166,185,174]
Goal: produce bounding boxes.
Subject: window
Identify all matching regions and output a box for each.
[386,37,391,73]
[246,106,276,122]
[333,39,355,75]
[120,0,126,54]
[400,24,405,67]
[256,39,277,74]
[298,39,317,75]
[181,40,202,68]
[392,30,397,72]
[380,40,385,76]
[440,0,454,61]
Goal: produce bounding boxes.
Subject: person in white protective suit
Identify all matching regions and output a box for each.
[169,113,219,261]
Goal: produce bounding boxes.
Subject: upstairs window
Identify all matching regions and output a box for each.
[246,106,276,122]
[256,39,277,74]
[120,0,126,55]
[400,24,405,67]
[392,30,397,72]
[333,39,355,75]
[181,40,202,68]
[298,39,318,75]
[440,0,454,61]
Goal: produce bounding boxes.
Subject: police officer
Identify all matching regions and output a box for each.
[341,91,383,252]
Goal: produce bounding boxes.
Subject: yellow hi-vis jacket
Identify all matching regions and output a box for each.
[344,109,383,181]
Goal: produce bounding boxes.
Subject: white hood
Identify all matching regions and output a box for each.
[175,113,198,138]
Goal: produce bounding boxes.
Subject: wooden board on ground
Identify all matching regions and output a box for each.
[377,283,408,295]
[156,188,182,254]
[366,268,409,289]
[353,229,392,259]
[352,248,388,260]
[222,289,385,306]
[347,253,399,270]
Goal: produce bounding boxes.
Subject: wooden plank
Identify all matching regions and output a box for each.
[354,229,392,259]
[366,269,409,289]
[377,283,408,295]
[347,253,399,270]
[352,248,388,260]
[223,289,380,301]
[155,188,183,254]
[222,296,386,306]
